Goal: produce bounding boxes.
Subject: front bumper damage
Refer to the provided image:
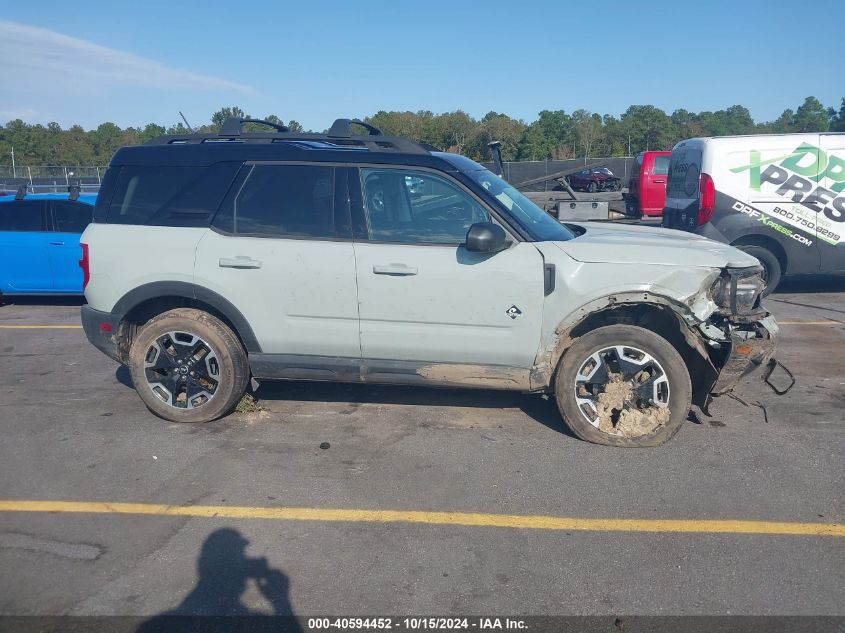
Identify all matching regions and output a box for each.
[705,314,794,400]
[711,314,777,394]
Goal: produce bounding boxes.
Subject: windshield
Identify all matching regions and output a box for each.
[465,169,575,241]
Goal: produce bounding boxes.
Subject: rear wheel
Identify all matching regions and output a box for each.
[127,308,249,423]
[735,245,782,296]
[554,325,691,447]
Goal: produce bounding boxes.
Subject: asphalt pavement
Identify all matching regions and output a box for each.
[0,276,843,617]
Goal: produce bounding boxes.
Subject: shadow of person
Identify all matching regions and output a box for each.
[137,528,301,633]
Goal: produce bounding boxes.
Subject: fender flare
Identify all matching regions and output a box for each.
[554,290,705,338]
[111,281,262,353]
[531,291,711,390]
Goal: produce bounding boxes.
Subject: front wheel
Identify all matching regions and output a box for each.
[554,325,692,447]
[127,308,250,423]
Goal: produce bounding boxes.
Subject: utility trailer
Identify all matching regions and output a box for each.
[488,142,627,222]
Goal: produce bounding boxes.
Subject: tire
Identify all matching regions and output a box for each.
[587,181,597,193]
[127,308,250,423]
[554,325,692,447]
[735,245,782,296]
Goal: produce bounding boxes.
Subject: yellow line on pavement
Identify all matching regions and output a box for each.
[0,500,841,537]
[778,320,842,326]
[0,325,82,329]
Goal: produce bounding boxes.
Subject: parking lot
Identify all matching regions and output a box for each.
[0,277,843,618]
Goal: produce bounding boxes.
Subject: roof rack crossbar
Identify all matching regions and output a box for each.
[328,118,382,137]
[220,118,290,136]
[145,119,431,155]
[68,182,81,201]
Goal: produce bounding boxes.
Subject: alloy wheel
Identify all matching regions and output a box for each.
[573,345,670,437]
[143,331,220,409]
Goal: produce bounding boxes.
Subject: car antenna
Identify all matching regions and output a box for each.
[179,111,195,133]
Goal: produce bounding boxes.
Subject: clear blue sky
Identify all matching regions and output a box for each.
[1,0,842,131]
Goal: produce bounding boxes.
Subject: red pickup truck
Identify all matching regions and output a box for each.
[626,151,670,217]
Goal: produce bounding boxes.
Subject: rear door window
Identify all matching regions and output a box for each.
[653,155,670,175]
[0,200,47,231]
[666,147,702,199]
[51,200,93,233]
[232,164,340,238]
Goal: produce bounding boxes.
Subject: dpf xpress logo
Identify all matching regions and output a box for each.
[731,143,845,223]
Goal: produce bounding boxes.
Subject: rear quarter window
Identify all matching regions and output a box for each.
[52,200,93,233]
[106,163,240,226]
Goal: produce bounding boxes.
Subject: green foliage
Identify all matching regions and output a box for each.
[211,106,247,129]
[830,98,845,132]
[0,97,839,167]
[517,110,576,160]
[621,105,673,153]
[234,392,264,414]
[470,112,527,161]
[792,97,829,133]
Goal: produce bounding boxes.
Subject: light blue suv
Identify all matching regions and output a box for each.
[0,192,96,297]
[80,118,785,446]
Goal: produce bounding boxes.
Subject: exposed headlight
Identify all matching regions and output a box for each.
[712,267,765,315]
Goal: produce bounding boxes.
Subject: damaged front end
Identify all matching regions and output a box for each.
[709,314,779,394]
[695,266,794,405]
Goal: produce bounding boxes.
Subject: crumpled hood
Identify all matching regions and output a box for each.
[555,222,759,268]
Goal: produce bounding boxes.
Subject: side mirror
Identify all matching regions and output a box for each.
[465,222,507,253]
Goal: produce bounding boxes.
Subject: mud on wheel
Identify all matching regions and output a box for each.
[127,308,250,423]
[555,325,692,447]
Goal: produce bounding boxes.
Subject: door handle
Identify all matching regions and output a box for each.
[49,241,65,246]
[653,179,665,184]
[219,256,262,269]
[373,263,418,276]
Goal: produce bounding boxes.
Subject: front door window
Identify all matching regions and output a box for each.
[360,168,489,244]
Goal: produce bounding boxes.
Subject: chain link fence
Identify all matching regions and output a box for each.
[0,166,106,193]
[1,157,637,194]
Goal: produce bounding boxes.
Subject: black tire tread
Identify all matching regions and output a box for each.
[127,308,249,423]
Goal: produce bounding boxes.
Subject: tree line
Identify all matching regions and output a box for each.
[1,98,843,167]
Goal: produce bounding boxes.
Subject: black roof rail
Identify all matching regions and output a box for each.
[220,118,289,135]
[144,117,431,155]
[15,184,27,200]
